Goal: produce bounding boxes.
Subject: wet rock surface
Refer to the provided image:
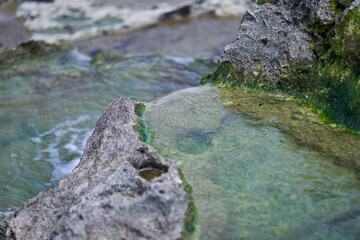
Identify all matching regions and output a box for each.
[0,97,189,240]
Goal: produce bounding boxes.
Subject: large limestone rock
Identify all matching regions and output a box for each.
[220,3,314,79]
[0,97,190,240]
[220,0,357,79]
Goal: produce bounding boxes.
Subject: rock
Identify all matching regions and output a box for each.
[220,3,314,79]
[0,97,191,240]
[204,0,360,130]
[219,0,360,79]
[277,0,337,24]
[332,0,360,63]
[0,20,30,49]
[16,0,256,43]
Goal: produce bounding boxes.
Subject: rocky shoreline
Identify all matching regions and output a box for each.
[1,0,359,239]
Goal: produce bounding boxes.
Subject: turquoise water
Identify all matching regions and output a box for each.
[146,86,360,240]
[0,47,215,218]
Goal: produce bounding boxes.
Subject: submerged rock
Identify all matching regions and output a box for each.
[0,97,192,240]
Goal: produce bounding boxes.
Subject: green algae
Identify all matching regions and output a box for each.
[134,102,152,144]
[90,51,125,67]
[329,0,353,14]
[0,41,72,70]
[331,5,360,64]
[146,85,360,240]
[201,60,360,132]
[257,0,278,5]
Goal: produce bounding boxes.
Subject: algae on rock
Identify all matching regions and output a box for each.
[205,0,360,131]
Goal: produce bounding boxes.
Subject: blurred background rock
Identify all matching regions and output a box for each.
[0,0,256,58]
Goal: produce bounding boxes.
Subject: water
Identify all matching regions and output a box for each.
[0,46,215,218]
[146,85,360,239]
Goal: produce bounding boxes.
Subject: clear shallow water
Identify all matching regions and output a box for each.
[0,47,215,218]
[146,86,360,240]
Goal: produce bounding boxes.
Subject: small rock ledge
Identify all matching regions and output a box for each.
[0,97,190,240]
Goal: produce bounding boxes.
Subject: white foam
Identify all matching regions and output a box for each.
[30,137,42,144]
[32,115,93,181]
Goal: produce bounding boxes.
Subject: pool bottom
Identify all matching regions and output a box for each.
[145,85,360,240]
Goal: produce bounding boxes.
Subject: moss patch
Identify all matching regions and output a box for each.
[203,60,360,131]
[0,41,72,70]
[257,0,278,5]
[331,5,360,64]
[91,51,125,67]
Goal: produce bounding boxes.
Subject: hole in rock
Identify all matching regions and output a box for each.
[260,38,268,46]
[137,163,169,181]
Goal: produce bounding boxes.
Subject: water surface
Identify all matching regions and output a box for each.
[146,85,360,240]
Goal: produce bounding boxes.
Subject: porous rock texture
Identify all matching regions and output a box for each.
[0,97,189,240]
[220,0,356,79]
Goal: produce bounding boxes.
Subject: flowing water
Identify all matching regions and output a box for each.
[146,85,360,240]
[0,46,215,218]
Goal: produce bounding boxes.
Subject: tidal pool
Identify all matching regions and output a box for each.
[145,85,360,240]
[0,45,215,218]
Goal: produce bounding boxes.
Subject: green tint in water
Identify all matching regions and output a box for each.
[0,43,215,218]
[145,85,360,239]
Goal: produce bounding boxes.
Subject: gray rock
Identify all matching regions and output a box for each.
[219,0,352,79]
[277,0,337,24]
[220,3,314,79]
[0,97,189,240]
